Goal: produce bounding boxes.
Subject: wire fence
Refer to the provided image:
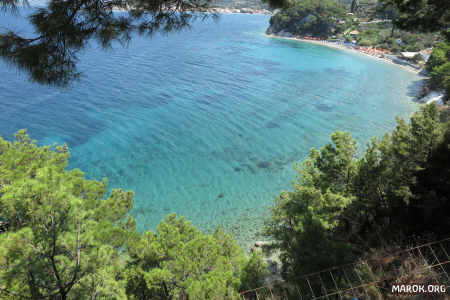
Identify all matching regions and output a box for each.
[241,238,450,300]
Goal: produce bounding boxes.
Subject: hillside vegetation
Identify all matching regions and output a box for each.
[1,104,449,299]
[0,0,449,297]
[352,23,438,52]
[0,132,267,299]
[267,0,442,51]
[266,0,350,38]
[265,104,450,281]
[267,0,449,102]
[211,0,270,10]
[426,42,450,102]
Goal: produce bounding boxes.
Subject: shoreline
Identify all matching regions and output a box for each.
[266,34,424,75]
[111,7,272,15]
[208,7,272,15]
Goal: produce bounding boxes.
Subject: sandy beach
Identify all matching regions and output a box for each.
[266,34,423,75]
[208,7,272,15]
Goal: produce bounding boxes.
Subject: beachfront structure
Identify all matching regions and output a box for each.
[401,52,420,59]
[349,30,360,39]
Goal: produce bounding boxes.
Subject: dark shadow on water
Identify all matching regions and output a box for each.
[257,161,271,169]
[197,99,212,105]
[141,94,172,109]
[132,206,157,216]
[314,103,333,112]
[242,163,256,174]
[265,121,279,129]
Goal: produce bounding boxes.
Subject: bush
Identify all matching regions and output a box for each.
[426,42,450,102]
[358,39,373,46]
[267,0,348,38]
[265,104,450,281]
[410,53,424,64]
[239,252,269,292]
[426,42,450,72]
[0,132,268,299]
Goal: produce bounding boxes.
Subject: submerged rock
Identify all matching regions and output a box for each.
[257,161,271,169]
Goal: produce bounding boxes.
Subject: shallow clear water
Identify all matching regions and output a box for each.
[0,11,422,246]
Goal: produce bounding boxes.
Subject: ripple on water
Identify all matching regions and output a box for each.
[0,12,421,246]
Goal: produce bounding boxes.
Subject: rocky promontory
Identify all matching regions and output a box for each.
[266,0,350,39]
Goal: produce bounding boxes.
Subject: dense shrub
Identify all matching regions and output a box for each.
[0,131,267,299]
[265,104,450,282]
[267,0,349,38]
[426,42,450,102]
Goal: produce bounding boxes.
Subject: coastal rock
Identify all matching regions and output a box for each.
[239,8,252,14]
[250,241,284,285]
[419,91,445,105]
[254,240,271,248]
[257,161,271,169]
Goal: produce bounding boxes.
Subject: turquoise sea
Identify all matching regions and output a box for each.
[0,10,422,247]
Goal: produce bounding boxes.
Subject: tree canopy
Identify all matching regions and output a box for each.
[124,215,267,299]
[266,0,349,39]
[376,0,449,102]
[265,103,450,281]
[426,42,450,102]
[0,130,267,299]
[378,0,449,33]
[0,130,136,299]
[0,0,214,86]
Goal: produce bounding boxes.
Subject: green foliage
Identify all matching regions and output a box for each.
[124,215,263,299]
[430,62,450,91]
[265,185,355,278]
[238,251,268,292]
[410,53,424,64]
[345,104,445,241]
[0,130,135,299]
[265,132,357,279]
[0,0,214,86]
[267,0,349,38]
[0,131,268,299]
[357,39,372,47]
[426,42,450,101]
[426,42,450,72]
[304,132,358,194]
[265,104,450,280]
[378,0,449,33]
[354,22,438,53]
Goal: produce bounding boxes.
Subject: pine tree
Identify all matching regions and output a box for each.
[0,0,214,86]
